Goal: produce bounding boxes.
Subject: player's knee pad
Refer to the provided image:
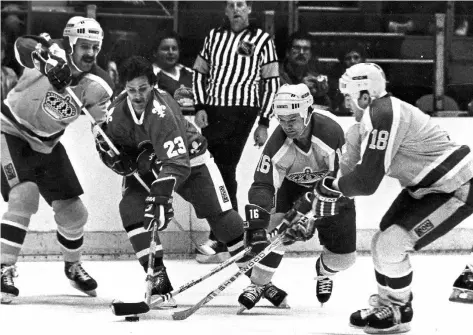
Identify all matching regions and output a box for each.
[52,197,88,237]
[207,209,245,243]
[371,226,414,276]
[7,182,40,218]
[321,248,356,273]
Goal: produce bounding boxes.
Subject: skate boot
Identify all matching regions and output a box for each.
[195,238,230,264]
[148,266,177,308]
[315,258,333,305]
[263,282,290,308]
[449,265,473,304]
[237,283,265,314]
[364,298,414,334]
[349,294,386,328]
[65,261,97,296]
[1,264,19,304]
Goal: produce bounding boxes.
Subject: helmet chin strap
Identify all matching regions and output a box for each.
[67,53,83,73]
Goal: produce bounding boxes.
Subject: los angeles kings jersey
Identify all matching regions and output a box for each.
[249,111,345,205]
[104,89,208,189]
[1,36,113,154]
[338,95,473,198]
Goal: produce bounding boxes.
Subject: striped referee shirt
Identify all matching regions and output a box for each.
[193,24,279,127]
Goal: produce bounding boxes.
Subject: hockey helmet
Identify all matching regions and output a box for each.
[63,16,103,53]
[339,62,387,100]
[273,83,314,123]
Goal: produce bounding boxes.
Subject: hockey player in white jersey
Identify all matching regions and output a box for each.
[240,83,357,311]
[299,63,473,333]
[1,16,114,303]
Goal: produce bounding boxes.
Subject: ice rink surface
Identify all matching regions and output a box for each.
[1,254,471,335]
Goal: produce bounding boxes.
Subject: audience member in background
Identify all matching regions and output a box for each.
[152,30,193,104]
[279,31,331,111]
[327,41,367,116]
[1,32,18,101]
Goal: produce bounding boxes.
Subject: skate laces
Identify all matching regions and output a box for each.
[317,276,333,294]
[1,265,18,286]
[202,239,218,250]
[69,262,92,281]
[244,284,264,300]
[373,304,402,323]
[263,282,279,298]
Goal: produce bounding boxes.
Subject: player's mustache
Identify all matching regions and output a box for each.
[82,57,95,62]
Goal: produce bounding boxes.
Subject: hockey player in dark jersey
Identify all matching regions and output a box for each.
[95,55,287,308]
[240,83,357,311]
[303,63,473,333]
[1,16,114,303]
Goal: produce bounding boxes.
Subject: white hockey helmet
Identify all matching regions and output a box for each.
[63,16,103,52]
[273,83,314,123]
[339,62,387,100]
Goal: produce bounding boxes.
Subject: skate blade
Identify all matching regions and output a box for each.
[1,292,17,304]
[364,322,411,334]
[70,281,97,297]
[151,297,177,309]
[276,298,290,309]
[449,289,473,304]
[236,306,247,315]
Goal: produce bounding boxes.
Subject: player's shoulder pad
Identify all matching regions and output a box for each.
[368,95,394,131]
[90,64,115,91]
[264,125,288,156]
[311,111,345,148]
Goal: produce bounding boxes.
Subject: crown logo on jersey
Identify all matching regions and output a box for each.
[286,168,329,187]
[42,91,78,121]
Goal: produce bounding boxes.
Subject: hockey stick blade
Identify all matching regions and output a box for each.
[172,235,285,321]
[110,246,251,316]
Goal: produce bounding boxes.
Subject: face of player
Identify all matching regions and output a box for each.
[277,113,306,139]
[225,1,251,32]
[344,51,363,68]
[125,75,153,115]
[72,38,101,72]
[287,39,312,67]
[156,38,179,70]
[344,92,370,122]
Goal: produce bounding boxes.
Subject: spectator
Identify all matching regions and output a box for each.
[279,31,331,111]
[1,32,18,101]
[327,41,367,116]
[151,30,194,105]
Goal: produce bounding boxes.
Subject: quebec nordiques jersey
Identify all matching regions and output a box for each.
[251,111,345,198]
[1,36,113,154]
[338,95,473,198]
[104,88,208,189]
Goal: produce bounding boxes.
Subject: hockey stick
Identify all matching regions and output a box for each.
[145,210,162,305]
[172,210,315,321]
[110,213,296,316]
[65,87,207,253]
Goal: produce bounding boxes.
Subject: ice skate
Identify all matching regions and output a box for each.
[263,282,289,308]
[237,283,265,314]
[363,299,413,334]
[195,238,230,264]
[315,258,333,305]
[65,261,98,297]
[1,264,19,304]
[349,294,386,328]
[148,266,177,308]
[449,265,473,304]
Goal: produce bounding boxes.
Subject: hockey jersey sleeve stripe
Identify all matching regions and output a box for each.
[407,145,471,193]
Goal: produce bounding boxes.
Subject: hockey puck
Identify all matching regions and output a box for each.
[125,316,140,322]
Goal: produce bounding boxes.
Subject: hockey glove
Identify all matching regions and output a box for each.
[136,143,163,177]
[95,134,137,176]
[243,204,270,248]
[32,43,72,91]
[144,177,176,231]
[283,192,317,245]
[313,176,343,217]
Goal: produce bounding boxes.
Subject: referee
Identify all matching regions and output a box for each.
[192,0,279,213]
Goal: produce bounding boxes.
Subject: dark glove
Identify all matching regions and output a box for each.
[313,176,343,217]
[136,143,162,177]
[95,134,137,176]
[243,204,270,248]
[32,44,72,91]
[283,192,317,245]
[144,177,176,231]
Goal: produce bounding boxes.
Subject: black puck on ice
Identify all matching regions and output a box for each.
[125,315,140,322]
